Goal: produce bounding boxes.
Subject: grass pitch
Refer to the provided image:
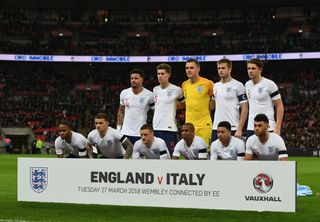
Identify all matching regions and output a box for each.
[0,155,319,222]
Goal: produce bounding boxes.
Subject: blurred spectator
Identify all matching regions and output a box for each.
[4,138,12,153]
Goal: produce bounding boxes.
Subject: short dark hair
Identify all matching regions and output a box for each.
[95,113,110,122]
[58,120,71,128]
[217,121,231,131]
[254,114,269,124]
[217,58,232,69]
[130,68,145,79]
[182,122,195,132]
[156,63,172,74]
[140,124,153,132]
[247,58,264,69]
[186,58,200,67]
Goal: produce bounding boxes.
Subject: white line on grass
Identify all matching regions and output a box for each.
[0,219,39,222]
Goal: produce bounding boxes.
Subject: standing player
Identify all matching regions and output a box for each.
[172,123,208,160]
[88,113,133,159]
[245,58,284,138]
[117,68,154,144]
[132,124,170,159]
[182,58,214,148]
[210,121,245,160]
[211,58,248,141]
[153,63,184,156]
[245,114,288,160]
[55,121,88,158]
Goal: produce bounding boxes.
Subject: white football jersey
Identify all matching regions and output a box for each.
[213,78,247,130]
[245,133,288,160]
[87,127,126,158]
[210,136,245,160]
[120,87,154,136]
[132,137,170,159]
[245,77,281,131]
[173,135,208,160]
[55,131,88,157]
[153,83,183,132]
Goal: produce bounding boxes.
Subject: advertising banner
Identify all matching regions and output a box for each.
[2,52,320,63]
[18,158,296,212]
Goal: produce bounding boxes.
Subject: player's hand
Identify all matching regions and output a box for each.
[273,127,281,135]
[234,129,242,138]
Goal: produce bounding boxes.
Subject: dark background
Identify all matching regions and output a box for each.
[1,0,319,10]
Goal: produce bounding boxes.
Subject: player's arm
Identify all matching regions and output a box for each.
[147,95,155,122]
[77,136,89,158]
[176,101,185,110]
[279,155,288,161]
[172,142,181,159]
[55,140,63,158]
[210,142,218,160]
[86,143,94,159]
[132,144,142,159]
[79,146,88,158]
[121,137,133,159]
[273,98,284,135]
[198,147,208,160]
[236,139,246,161]
[172,149,180,159]
[208,81,215,111]
[159,141,170,160]
[235,102,248,138]
[244,140,253,160]
[160,150,170,160]
[177,85,185,110]
[209,99,215,111]
[116,105,125,131]
[276,136,288,161]
[244,153,253,160]
[147,107,154,123]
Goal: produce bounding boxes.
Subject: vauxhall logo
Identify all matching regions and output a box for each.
[245,172,281,202]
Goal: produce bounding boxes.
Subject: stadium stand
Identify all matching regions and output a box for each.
[0,5,319,154]
[1,7,320,55]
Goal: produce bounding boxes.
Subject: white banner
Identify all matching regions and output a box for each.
[1,52,320,63]
[18,158,296,212]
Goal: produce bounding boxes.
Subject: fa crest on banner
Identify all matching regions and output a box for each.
[30,167,48,193]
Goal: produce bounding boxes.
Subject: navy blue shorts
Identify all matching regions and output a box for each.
[154,130,178,157]
[125,135,141,145]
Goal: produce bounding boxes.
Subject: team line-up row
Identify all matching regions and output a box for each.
[55,58,287,161]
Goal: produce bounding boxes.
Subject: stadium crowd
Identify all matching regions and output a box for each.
[0,7,320,55]
[282,71,320,149]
